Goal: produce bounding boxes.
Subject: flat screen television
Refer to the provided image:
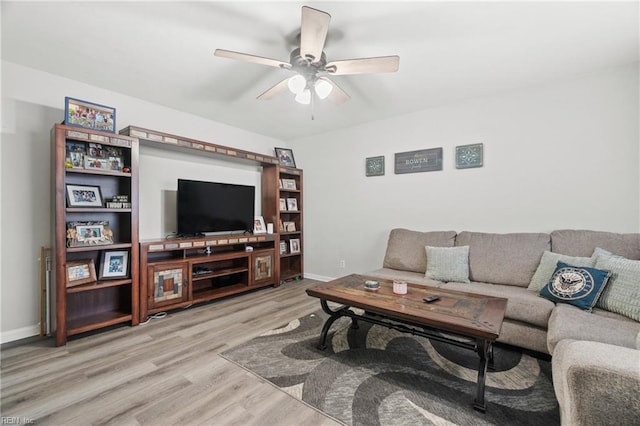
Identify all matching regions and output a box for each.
[177,179,255,236]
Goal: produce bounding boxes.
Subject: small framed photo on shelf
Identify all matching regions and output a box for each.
[283,221,296,232]
[65,259,97,287]
[67,220,113,247]
[279,240,288,255]
[85,157,109,169]
[65,142,86,169]
[278,179,284,189]
[281,179,297,190]
[286,198,298,211]
[279,198,287,211]
[64,97,116,133]
[275,147,296,168]
[66,184,103,208]
[290,238,301,254]
[99,250,129,280]
[254,216,267,234]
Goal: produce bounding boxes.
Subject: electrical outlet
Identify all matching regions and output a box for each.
[339,259,346,268]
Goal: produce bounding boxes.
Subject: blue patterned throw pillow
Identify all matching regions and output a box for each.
[539,262,612,311]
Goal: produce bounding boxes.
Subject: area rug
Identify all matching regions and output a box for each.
[221,310,560,426]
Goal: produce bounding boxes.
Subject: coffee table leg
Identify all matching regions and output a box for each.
[473,339,489,412]
[317,299,347,350]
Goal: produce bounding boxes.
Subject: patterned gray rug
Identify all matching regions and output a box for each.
[221,310,560,426]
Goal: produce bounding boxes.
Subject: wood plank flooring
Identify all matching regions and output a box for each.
[1,279,342,426]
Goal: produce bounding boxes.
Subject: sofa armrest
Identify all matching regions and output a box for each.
[552,339,640,425]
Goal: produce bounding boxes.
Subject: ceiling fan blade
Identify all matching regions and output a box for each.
[300,6,331,62]
[325,56,400,75]
[257,77,291,100]
[319,77,350,105]
[214,49,291,70]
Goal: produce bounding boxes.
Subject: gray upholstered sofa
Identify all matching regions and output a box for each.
[366,228,640,425]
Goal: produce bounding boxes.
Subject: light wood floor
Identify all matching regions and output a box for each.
[1,279,342,426]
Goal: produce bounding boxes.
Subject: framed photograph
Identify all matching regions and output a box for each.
[283,221,296,232]
[279,198,287,211]
[67,220,113,247]
[279,240,288,255]
[85,157,109,169]
[99,250,129,280]
[366,155,385,177]
[65,97,116,133]
[65,259,97,287]
[278,179,283,189]
[66,184,103,208]
[290,238,301,254]
[286,198,298,211]
[281,179,297,190]
[254,216,266,234]
[275,147,296,168]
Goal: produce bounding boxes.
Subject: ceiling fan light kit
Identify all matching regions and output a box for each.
[214,5,400,112]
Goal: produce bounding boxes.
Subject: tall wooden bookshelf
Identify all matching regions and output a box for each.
[52,124,139,346]
[262,165,304,282]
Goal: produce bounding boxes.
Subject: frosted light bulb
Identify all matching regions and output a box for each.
[294,88,311,105]
[314,79,333,100]
[287,75,306,94]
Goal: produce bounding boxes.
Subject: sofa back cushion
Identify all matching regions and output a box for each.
[550,229,640,260]
[455,231,551,287]
[383,228,457,273]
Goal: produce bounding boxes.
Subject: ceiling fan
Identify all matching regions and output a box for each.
[214,5,400,109]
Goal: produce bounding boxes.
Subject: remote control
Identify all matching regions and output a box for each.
[424,295,440,303]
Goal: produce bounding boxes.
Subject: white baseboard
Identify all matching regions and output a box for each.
[1,324,41,344]
[304,273,335,282]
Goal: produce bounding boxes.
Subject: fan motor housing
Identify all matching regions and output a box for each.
[290,48,327,78]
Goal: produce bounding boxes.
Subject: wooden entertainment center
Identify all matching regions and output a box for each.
[52,124,303,345]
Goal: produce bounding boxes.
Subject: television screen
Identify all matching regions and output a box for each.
[177,179,255,236]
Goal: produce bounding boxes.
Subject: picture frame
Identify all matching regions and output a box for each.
[286,198,298,211]
[275,147,296,168]
[456,143,484,169]
[281,179,297,190]
[66,184,103,208]
[394,148,443,174]
[65,259,97,287]
[283,221,296,232]
[279,198,287,211]
[366,155,385,177]
[64,97,116,133]
[99,250,129,280]
[254,216,267,234]
[66,220,114,247]
[290,238,301,254]
[66,142,86,169]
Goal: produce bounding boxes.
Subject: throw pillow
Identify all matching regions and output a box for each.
[594,255,640,322]
[528,251,595,292]
[425,245,470,283]
[539,262,612,311]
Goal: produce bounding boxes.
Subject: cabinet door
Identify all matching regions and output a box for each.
[147,262,189,309]
[251,250,275,286]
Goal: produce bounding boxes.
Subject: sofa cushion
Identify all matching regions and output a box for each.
[365,268,446,287]
[594,255,640,321]
[547,303,640,353]
[382,229,456,273]
[539,262,612,311]
[550,229,640,260]
[443,281,555,328]
[425,245,470,283]
[527,251,595,292]
[455,231,550,287]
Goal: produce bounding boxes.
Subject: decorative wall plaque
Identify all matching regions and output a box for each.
[394,148,443,174]
[456,143,484,169]
[365,156,385,177]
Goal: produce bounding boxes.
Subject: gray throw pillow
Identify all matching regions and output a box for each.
[527,251,595,292]
[425,245,470,283]
[595,254,640,322]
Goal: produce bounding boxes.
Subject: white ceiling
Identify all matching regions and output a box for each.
[2,1,638,141]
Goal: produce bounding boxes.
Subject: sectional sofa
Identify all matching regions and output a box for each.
[366,228,640,425]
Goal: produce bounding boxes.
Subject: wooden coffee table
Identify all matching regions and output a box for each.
[306,274,508,412]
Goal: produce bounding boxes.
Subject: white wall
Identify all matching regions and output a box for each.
[1,61,285,342]
[291,64,640,280]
